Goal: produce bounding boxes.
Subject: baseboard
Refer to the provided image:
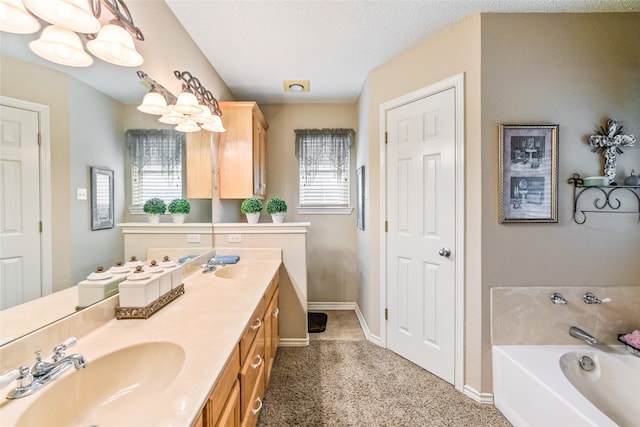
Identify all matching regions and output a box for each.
[308,302,357,310]
[279,337,309,347]
[463,384,494,405]
[307,301,382,346]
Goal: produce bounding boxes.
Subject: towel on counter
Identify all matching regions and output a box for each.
[211,255,240,265]
[178,255,198,264]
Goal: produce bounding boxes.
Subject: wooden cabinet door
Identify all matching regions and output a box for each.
[186,131,213,198]
[216,380,240,427]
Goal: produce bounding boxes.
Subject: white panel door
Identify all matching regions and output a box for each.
[386,88,456,384]
[0,105,42,309]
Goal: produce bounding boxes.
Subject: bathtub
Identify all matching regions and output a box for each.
[492,345,640,427]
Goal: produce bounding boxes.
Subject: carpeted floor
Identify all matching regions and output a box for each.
[258,312,511,426]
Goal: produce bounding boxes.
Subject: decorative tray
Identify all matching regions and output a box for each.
[617,334,640,357]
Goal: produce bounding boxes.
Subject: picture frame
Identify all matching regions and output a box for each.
[91,166,114,230]
[499,124,559,223]
[356,165,365,230]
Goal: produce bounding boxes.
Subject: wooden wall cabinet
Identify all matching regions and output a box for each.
[186,131,214,199]
[197,271,279,427]
[218,102,268,200]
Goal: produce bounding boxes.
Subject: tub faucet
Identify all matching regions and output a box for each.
[569,326,597,345]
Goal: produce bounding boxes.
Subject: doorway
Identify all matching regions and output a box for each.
[380,74,464,390]
[0,96,52,309]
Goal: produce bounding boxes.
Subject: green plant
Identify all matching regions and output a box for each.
[266,197,287,214]
[143,198,166,215]
[241,198,263,214]
[168,198,191,214]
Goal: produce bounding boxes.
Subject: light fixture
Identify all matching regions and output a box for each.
[23,0,100,34]
[136,90,170,115]
[2,0,145,68]
[137,70,225,133]
[283,80,310,93]
[0,0,41,34]
[86,19,142,66]
[28,24,93,67]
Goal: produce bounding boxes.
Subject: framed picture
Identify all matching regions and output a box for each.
[356,165,365,230]
[499,124,559,223]
[91,166,114,230]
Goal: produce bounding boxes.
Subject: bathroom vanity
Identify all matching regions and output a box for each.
[0,249,282,427]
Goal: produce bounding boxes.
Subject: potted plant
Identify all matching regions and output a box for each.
[266,197,287,223]
[241,198,263,224]
[167,198,190,224]
[143,198,166,224]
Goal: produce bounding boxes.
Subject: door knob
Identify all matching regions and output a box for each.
[438,248,452,257]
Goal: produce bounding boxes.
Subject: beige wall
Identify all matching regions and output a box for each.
[360,12,640,394]
[480,12,640,390]
[260,104,359,302]
[362,14,484,387]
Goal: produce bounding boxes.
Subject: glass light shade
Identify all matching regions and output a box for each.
[29,25,93,67]
[201,115,226,132]
[0,0,41,34]
[86,22,143,67]
[23,0,100,34]
[158,107,187,125]
[175,118,200,133]
[137,92,170,115]
[173,91,203,115]
[192,105,213,124]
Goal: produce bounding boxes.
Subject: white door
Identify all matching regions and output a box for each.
[0,105,42,309]
[386,88,456,384]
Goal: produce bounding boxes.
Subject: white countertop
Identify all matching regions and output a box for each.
[0,251,281,427]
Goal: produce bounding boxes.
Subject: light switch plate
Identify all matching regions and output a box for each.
[77,188,87,200]
[228,234,242,243]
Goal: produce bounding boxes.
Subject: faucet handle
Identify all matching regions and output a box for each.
[583,292,611,304]
[52,337,78,362]
[0,369,20,389]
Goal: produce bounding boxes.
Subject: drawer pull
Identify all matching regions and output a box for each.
[251,354,263,369]
[273,308,279,318]
[250,318,262,330]
[251,397,263,415]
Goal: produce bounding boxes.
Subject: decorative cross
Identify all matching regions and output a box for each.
[588,118,636,182]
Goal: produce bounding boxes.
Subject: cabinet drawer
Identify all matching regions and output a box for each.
[240,362,265,427]
[239,327,265,418]
[205,345,240,426]
[239,301,267,365]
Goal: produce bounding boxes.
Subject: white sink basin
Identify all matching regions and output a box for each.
[16,342,185,427]
[214,265,250,279]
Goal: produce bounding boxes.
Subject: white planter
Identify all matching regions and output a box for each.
[245,212,260,224]
[147,214,161,224]
[270,212,285,224]
[171,213,186,224]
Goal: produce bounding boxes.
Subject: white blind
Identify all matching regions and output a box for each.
[295,129,354,207]
[299,159,349,206]
[126,129,185,207]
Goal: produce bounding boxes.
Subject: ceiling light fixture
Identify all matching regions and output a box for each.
[0,0,144,68]
[283,80,310,93]
[137,70,225,133]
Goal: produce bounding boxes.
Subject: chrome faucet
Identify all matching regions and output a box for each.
[569,326,597,345]
[202,257,217,273]
[1,337,87,399]
[583,292,611,304]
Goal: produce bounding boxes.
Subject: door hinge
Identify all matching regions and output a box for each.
[37,133,41,145]
[39,221,42,233]
[385,221,388,232]
[385,308,388,320]
[385,132,388,144]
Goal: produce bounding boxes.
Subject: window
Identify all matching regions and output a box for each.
[125,129,185,212]
[295,128,354,214]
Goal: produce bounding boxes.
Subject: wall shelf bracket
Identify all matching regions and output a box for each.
[569,174,640,224]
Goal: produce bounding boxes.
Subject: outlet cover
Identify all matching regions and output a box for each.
[228,234,242,243]
[187,234,201,243]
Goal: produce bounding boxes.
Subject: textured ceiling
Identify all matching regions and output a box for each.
[165,0,640,104]
[1,1,638,105]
